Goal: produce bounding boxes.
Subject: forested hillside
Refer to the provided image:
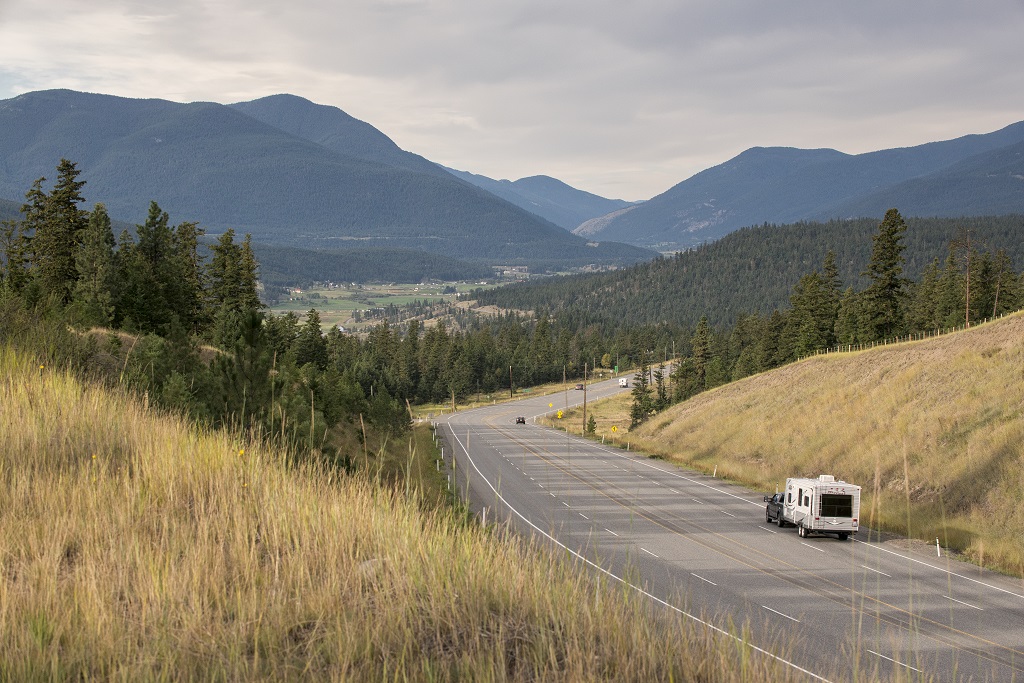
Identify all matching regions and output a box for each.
[0,90,652,269]
[481,215,1024,330]
[251,244,492,288]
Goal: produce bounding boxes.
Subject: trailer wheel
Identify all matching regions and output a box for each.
[797,524,805,538]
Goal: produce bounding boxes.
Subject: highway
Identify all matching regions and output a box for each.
[436,376,1024,682]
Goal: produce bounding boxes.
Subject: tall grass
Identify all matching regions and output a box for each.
[0,345,808,681]
[626,312,1024,576]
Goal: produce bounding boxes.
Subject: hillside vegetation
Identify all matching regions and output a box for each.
[478,214,1024,330]
[0,345,802,681]
[627,312,1024,575]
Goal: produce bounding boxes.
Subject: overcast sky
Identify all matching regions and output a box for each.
[1,1,1023,201]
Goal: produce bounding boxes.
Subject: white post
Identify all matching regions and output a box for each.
[713,465,717,478]
[482,508,487,526]
[936,538,941,557]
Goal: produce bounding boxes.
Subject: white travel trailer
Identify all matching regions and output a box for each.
[782,475,860,540]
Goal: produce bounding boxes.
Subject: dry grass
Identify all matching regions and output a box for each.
[0,345,807,681]
[612,312,1024,576]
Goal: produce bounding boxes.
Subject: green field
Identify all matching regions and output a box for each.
[269,282,494,331]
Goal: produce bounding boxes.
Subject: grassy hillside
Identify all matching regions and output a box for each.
[0,344,801,681]
[623,312,1024,575]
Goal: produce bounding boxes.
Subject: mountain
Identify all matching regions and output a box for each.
[229,94,446,177]
[0,197,19,222]
[443,168,634,230]
[578,121,1024,250]
[0,89,653,269]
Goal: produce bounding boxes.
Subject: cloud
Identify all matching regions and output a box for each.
[1,0,1023,200]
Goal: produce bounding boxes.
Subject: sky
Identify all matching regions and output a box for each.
[1,1,1023,201]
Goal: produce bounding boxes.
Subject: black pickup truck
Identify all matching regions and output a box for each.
[764,492,787,526]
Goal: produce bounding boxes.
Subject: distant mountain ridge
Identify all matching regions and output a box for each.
[0,89,653,269]
[579,121,1024,250]
[443,167,634,230]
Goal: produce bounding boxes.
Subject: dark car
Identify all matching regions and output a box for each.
[575,383,584,390]
[764,492,787,526]
[515,416,526,424]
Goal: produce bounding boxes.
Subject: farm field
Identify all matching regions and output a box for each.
[269,281,493,331]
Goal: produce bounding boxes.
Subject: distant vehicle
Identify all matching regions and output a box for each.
[515,416,526,424]
[618,378,628,388]
[575,383,584,390]
[765,475,860,540]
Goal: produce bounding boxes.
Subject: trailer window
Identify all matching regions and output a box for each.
[821,494,853,517]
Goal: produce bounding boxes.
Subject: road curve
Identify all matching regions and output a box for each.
[435,376,1024,682]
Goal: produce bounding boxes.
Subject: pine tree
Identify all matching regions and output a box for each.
[172,220,207,334]
[294,309,328,370]
[71,203,116,326]
[690,315,712,390]
[629,351,653,428]
[906,258,941,332]
[859,208,910,342]
[33,160,88,304]
[237,234,261,312]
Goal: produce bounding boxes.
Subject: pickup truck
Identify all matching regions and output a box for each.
[764,492,786,526]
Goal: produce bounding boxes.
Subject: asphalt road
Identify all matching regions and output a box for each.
[436,376,1024,682]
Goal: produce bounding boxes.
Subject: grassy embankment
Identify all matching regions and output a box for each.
[549,312,1024,576]
[0,344,805,681]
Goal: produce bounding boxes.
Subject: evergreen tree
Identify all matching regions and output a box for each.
[690,315,712,390]
[33,160,88,304]
[990,249,1019,316]
[0,218,32,293]
[171,220,206,334]
[71,203,116,326]
[906,258,941,332]
[834,288,861,345]
[935,248,963,328]
[859,208,910,342]
[294,309,328,370]
[237,234,261,311]
[652,362,669,411]
[629,351,653,428]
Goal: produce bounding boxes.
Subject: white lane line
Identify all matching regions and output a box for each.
[801,542,825,553]
[692,499,704,505]
[442,420,833,683]
[641,548,659,558]
[762,606,800,623]
[867,650,921,673]
[562,502,571,508]
[721,510,736,518]
[944,596,983,611]
[539,483,545,488]
[579,513,589,520]
[860,565,891,578]
[691,573,717,586]
[853,539,1024,601]
[669,489,679,494]
[550,493,556,497]
[760,526,778,534]
[605,528,619,537]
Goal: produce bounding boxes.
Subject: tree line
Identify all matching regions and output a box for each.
[629,209,1024,426]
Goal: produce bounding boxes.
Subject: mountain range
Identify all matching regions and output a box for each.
[576,122,1024,250]
[0,89,652,271]
[441,168,634,231]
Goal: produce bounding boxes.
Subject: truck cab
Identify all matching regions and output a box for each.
[618,378,628,388]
